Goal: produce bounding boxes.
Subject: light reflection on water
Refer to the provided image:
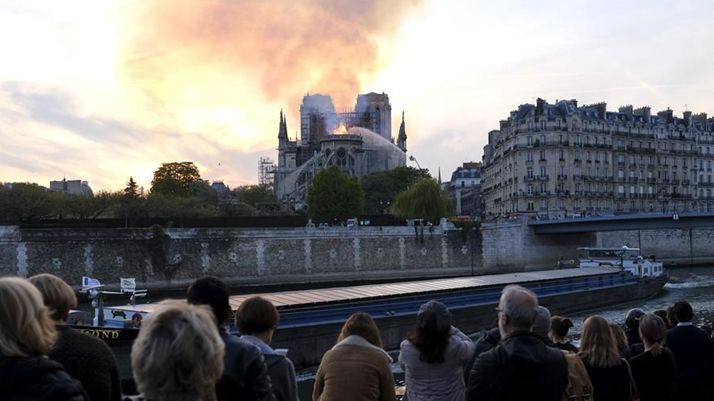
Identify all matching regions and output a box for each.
[296,266,714,399]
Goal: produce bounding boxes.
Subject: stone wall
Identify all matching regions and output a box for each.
[481,218,595,269]
[0,225,481,289]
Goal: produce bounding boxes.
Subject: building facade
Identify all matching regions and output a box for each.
[481,98,714,219]
[49,179,93,196]
[447,162,482,218]
[274,92,407,210]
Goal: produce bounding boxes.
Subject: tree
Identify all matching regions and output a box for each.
[361,166,431,213]
[391,178,453,223]
[307,166,364,222]
[61,191,115,219]
[150,162,203,196]
[235,184,275,207]
[0,183,64,221]
[124,177,139,198]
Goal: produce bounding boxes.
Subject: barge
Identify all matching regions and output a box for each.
[73,265,667,378]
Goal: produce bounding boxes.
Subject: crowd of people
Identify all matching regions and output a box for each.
[1,274,713,401]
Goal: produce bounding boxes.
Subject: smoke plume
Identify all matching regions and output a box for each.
[120,0,420,115]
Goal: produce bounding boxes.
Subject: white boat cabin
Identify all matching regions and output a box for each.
[577,246,665,277]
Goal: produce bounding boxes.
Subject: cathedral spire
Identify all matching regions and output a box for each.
[397,111,407,152]
[278,109,289,149]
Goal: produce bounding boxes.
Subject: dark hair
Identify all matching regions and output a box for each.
[550,316,573,338]
[672,301,693,323]
[186,277,230,325]
[338,312,383,348]
[654,309,668,325]
[407,324,450,364]
[236,296,279,334]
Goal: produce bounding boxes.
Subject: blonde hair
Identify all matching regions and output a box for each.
[0,277,57,357]
[579,315,620,368]
[28,273,78,321]
[639,313,666,356]
[131,300,224,401]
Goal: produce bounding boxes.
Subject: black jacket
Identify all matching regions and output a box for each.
[216,330,275,401]
[463,327,500,386]
[0,354,88,401]
[666,324,714,401]
[50,325,122,401]
[466,331,568,401]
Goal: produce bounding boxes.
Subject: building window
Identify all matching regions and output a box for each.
[540,183,546,193]
[559,150,564,160]
[540,135,546,145]
[527,151,533,161]
[527,201,534,210]
[528,136,533,146]
[540,150,546,161]
[618,185,624,193]
[527,167,533,178]
[527,184,533,195]
[559,134,563,144]
[540,167,546,177]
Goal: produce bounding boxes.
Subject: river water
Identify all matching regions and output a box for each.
[296,265,714,399]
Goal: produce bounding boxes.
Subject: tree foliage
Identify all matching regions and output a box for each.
[361,167,431,214]
[235,184,275,207]
[391,178,453,223]
[0,183,64,221]
[307,166,364,222]
[124,177,139,198]
[150,162,204,196]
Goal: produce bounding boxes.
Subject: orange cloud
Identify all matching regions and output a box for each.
[119,0,421,119]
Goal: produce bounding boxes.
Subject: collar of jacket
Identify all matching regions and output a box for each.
[332,335,393,363]
[503,330,544,341]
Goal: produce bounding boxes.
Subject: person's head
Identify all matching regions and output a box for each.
[497,285,538,337]
[531,306,551,339]
[672,301,693,323]
[28,273,77,322]
[624,308,645,333]
[0,277,57,357]
[131,301,224,401]
[408,300,452,364]
[338,312,383,348]
[654,309,668,325]
[186,277,230,325]
[549,316,574,342]
[638,313,666,356]
[580,315,620,368]
[235,296,279,342]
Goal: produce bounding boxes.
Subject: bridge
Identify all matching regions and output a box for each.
[528,212,714,234]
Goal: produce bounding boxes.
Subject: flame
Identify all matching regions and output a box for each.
[332,123,348,136]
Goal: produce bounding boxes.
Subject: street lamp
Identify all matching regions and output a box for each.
[409,155,422,169]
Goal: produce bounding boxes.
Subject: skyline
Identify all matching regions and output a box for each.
[1,1,714,191]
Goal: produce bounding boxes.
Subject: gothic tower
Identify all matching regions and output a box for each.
[397,111,407,152]
[278,109,288,150]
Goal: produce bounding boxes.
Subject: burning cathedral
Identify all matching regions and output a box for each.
[274,92,407,210]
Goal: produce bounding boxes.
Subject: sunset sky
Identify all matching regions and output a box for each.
[1,0,713,191]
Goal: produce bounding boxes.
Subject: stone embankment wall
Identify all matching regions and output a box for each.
[481,217,714,269]
[0,225,483,289]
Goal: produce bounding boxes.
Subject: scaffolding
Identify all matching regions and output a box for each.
[258,157,275,187]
